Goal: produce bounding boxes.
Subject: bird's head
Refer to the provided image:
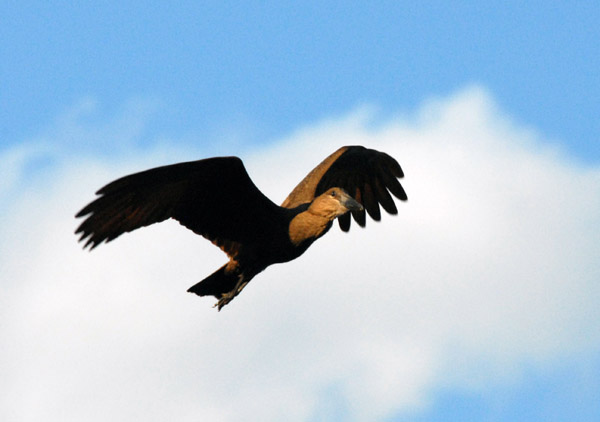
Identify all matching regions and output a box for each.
[309,188,363,220]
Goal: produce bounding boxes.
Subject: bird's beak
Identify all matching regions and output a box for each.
[343,195,363,211]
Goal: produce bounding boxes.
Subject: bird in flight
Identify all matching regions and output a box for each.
[75,145,407,310]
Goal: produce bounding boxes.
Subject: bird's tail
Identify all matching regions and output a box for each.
[187,264,239,298]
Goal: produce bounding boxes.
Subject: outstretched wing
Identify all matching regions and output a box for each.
[75,157,281,257]
[281,146,407,231]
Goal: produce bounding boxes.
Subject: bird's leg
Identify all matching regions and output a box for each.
[214,273,250,311]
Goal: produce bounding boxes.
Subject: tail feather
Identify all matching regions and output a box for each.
[187,264,239,298]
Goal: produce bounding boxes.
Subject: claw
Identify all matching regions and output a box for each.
[212,272,254,311]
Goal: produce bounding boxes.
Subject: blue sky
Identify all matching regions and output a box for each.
[2,1,598,159]
[1,2,599,422]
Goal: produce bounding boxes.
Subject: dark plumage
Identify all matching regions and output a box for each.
[75,145,407,310]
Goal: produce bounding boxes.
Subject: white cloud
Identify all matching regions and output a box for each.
[1,86,599,421]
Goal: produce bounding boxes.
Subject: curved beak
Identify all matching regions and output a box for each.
[342,194,363,212]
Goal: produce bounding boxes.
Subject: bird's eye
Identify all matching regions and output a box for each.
[331,190,336,197]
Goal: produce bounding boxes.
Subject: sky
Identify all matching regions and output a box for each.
[1,2,599,422]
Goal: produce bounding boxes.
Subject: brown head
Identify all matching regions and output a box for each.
[308,188,363,220]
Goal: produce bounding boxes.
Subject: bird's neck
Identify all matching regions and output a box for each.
[288,209,334,247]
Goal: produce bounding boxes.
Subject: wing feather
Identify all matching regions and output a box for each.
[362,182,381,221]
[75,157,281,257]
[282,146,407,231]
[373,176,397,215]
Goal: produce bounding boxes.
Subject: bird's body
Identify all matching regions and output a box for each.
[76,145,407,309]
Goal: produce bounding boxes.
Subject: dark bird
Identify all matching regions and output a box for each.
[75,145,407,310]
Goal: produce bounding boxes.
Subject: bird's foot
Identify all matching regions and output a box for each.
[212,280,250,311]
[213,291,234,311]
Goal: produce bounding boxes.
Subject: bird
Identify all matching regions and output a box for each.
[75,145,407,310]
